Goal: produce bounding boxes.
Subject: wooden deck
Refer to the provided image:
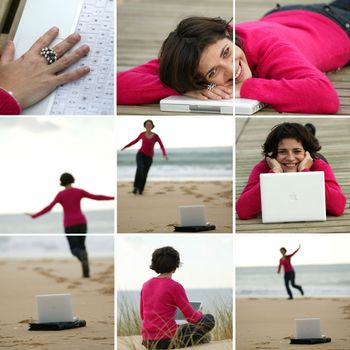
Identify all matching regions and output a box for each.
[236,0,350,115]
[117,0,232,115]
[235,118,350,233]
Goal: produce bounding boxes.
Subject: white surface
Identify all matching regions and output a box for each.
[260,171,326,223]
[178,205,206,226]
[235,98,264,115]
[160,96,233,115]
[296,318,322,339]
[36,293,75,323]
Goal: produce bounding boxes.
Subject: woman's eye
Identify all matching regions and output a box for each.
[223,47,230,57]
[208,69,217,79]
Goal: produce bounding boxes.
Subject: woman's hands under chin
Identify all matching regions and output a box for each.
[298,151,313,172]
[266,157,283,173]
[184,83,232,101]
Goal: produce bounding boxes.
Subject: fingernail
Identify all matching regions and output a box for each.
[51,26,59,32]
[73,33,81,40]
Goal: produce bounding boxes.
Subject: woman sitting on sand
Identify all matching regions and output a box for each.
[121,120,168,195]
[141,246,215,349]
[278,244,304,300]
[117,17,233,104]
[235,0,350,113]
[236,123,346,220]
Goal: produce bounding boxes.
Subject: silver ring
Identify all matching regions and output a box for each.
[207,83,216,91]
[40,47,58,64]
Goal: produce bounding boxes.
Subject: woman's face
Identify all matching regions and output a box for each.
[198,38,233,86]
[276,138,306,173]
[144,121,154,131]
[235,45,252,84]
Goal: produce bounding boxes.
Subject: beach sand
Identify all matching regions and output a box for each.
[237,298,350,350]
[117,181,232,233]
[0,258,114,350]
[118,335,233,350]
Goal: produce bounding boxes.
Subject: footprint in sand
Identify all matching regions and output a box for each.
[155,192,166,195]
[34,267,68,283]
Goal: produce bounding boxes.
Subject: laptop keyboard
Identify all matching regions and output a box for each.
[51,0,114,115]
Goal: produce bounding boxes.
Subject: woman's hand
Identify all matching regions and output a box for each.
[184,84,232,100]
[298,151,313,172]
[0,27,90,109]
[266,157,283,173]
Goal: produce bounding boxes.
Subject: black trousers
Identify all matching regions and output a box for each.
[134,151,153,194]
[284,271,303,298]
[142,314,215,349]
[65,234,90,277]
[265,1,350,38]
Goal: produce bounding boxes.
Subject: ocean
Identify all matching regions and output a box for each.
[117,288,232,316]
[0,210,114,234]
[117,146,232,181]
[0,235,114,259]
[237,264,350,298]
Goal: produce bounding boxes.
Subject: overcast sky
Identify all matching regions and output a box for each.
[0,117,115,214]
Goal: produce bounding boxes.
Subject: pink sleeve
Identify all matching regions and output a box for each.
[173,283,202,324]
[32,194,60,218]
[123,133,143,149]
[117,59,180,105]
[236,160,271,220]
[80,189,114,201]
[156,135,167,156]
[140,290,144,320]
[240,40,339,114]
[0,88,21,115]
[311,160,346,216]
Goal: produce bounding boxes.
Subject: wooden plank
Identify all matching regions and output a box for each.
[235,118,350,233]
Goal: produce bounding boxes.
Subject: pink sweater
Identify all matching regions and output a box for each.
[236,159,346,220]
[123,132,167,158]
[0,88,21,115]
[278,249,299,273]
[236,10,350,113]
[140,277,202,340]
[31,187,114,228]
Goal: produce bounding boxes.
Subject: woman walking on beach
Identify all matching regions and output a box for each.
[117,16,233,104]
[121,120,168,195]
[236,122,346,219]
[235,0,350,113]
[141,246,215,349]
[278,245,304,300]
[26,172,114,277]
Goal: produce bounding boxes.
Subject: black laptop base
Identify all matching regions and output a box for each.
[29,319,86,331]
[290,337,331,344]
[174,223,216,232]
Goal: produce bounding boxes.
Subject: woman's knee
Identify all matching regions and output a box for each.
[201,314,215,331]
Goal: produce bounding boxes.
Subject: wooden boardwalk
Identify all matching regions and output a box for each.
[236,0,350,115]
[235,117,350,233]
[117,0,232,115]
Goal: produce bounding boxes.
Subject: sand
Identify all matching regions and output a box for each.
[0,258,114,350]
[237,298,350,350]
[117,181,232,233]
[117,335,233,350]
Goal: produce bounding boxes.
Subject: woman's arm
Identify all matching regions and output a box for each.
[121,133,143,150]
[236,160,271,220]
[117,59,179,105]
[155,135,167,158]
[29,194,60,218]
[290,244,301,257]
[81,190,114,201]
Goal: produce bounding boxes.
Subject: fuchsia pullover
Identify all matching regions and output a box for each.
[236,159,346,220]
[278,249,299,273]
[123,132,167,158]
[140,277,203,340]
[0,88,21,115]
[236,10,350,113]
[31,187,114,228]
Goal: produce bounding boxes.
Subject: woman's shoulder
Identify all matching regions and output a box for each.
[311,158,331,170]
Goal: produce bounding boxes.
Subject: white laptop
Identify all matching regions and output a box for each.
[260,171,326,223]
[296,318,322,339]
[36,293,77,323]
[160,96,233,115]
[14,0,114,115]
[235,98,264,115]
[175,301,202,325]
[178,205,206,226]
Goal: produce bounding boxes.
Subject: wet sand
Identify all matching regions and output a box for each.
[117,181,233,233]
[0,258,114,350]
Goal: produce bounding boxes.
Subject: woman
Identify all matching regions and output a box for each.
[236,122,346,219]
[141,246,215,349]
[277,244,304,299]
[0,27,90,115]
[121,120,168,195]
[117,17,233,104]
[235,0,350,113]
